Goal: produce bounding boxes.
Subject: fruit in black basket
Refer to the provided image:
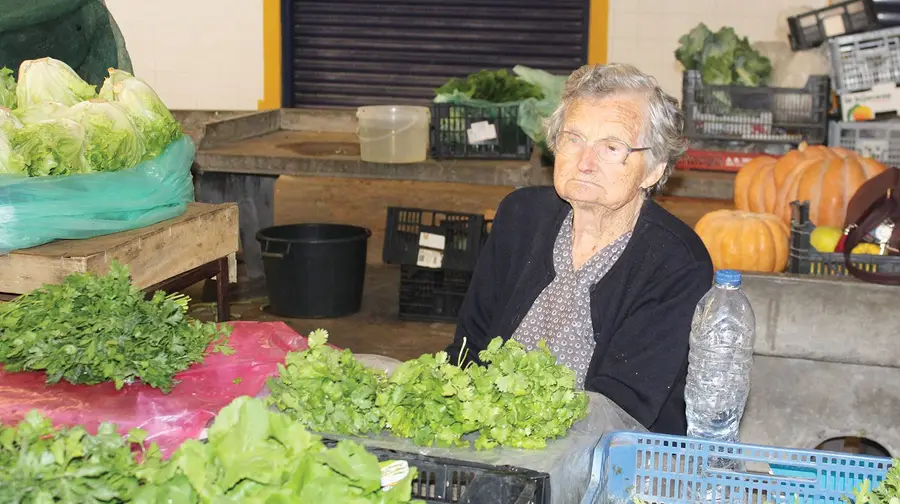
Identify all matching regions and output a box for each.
[810,226,842,253]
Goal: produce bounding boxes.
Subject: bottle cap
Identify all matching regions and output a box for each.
[715,269,742,286]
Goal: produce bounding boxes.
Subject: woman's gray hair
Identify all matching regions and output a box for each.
[545,63,688,193]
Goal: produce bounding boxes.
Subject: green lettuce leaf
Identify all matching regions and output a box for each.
[15,57,97,108]
[13,100,70,124]
[68,98,146,172]
[99,69,182,160]
[0,67,15,109]
[10,117,90,176]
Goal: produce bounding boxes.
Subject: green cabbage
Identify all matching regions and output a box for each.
[11,118,89,176]
[99,69,182,159]
[14,101,69,124]
[0,67,15,109]
[68,99,145,172]
[16,57,97,108]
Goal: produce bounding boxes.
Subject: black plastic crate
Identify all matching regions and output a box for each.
[430,103,533,160]
[788,200,900,276]
[788,0,879,51]
[323,439,549,504]
[383,207,487,272]
[398,265,472,322]
[682,70,830,147]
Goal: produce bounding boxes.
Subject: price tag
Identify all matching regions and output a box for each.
[418,231,446,251]
[381,460,410,490]
[417,249,443,269]
[466,121,498,144]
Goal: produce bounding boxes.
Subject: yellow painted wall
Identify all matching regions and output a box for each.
[260,0,282,110]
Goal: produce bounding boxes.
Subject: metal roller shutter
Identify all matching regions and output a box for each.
[282,0,590,108]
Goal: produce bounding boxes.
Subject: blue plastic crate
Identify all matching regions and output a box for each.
[580,431,891,504]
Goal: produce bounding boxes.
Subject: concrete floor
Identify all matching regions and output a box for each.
[189,265,456,361]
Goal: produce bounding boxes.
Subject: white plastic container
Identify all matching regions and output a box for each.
[356,106,429,164]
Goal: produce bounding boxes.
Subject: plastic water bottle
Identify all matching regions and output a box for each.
[685,269,756,449]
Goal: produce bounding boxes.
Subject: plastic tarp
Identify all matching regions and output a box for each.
[314,354,647,504]
[0,321,308,456]
[0,135,196,254]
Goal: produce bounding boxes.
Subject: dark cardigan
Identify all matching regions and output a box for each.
[445,186,714,434]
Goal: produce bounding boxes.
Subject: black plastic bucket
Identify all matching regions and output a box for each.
[256,224,371,318]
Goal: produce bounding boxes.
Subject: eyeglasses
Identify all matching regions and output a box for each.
[556,131,650,165]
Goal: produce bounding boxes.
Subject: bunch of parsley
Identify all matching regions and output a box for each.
[133,396,422,503]
[847,462,900,504]
[470,338,589,450]
[0,411,151,503]
[266,329,385,436]
[0,261,232,393]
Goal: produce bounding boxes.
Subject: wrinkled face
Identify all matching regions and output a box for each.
[553,95,664,210]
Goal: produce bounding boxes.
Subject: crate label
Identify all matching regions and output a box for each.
[821,14,847,37]
[840,84,900,121]
[417,248,444,269]
[856,138,890,160]
[380,460,410,490]
[418,231,446,251]
[467,121,498,144]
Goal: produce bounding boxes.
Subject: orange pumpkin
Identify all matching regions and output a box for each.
[694,210,790,273]
[733,155,778,214]
[772,152,887,228]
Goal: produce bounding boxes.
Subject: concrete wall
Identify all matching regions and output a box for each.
[105,0,266,111]
[740,274,900,456]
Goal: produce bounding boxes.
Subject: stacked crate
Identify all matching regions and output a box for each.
[382,207,492,323]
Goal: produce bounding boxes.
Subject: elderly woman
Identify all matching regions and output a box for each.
[445,63,714,435]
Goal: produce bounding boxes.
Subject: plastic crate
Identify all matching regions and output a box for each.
[383,207,487,272]
[431,102,533,160]
[788,200,900,276]
[323,439,549,504]
[828,25,900,95]
[788,0,879,51]
[580,431,891,504]
[675,149,779,173]
[828,119,900,163]
[682,71,830,146]
[398,265,473,322]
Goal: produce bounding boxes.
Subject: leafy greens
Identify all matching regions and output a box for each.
[847,461,900,504]
[68,99,146,172]
[675,23,772,87]
[0,67,15,109]
[16,57,97,108]
[267,328,385,436]
[0,261,232,392]
[133,396,423,504]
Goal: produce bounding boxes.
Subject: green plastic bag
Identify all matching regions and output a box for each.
[0,136,195,254]
[0,0,132,87]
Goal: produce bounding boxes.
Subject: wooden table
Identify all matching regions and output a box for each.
[0,203,240,322]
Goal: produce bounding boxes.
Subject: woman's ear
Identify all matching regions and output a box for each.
[642,162,666,190]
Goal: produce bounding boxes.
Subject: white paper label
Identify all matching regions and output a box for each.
[381,460,410,490]
[417,248,443,269]
[466,121,498,144]
[418,231,446,251]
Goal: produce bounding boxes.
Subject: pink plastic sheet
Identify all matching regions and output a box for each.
[0,321,307,455]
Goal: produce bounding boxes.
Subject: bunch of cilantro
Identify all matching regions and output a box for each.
[377,349,481,448]
[469,338,589,450]
[0,261,232,393]
[266,328,385,436]
[0,411,151,504]
[133,396,422,503]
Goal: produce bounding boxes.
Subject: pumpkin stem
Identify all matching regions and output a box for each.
[798,141,808,151]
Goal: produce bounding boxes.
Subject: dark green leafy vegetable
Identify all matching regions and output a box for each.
[436,69,543,103]
[0,261,232,393]
[133,396,423,503]
[0,411,151,504]
[675,23,772,87]
[267,328,385,436]
[0,67,15,109]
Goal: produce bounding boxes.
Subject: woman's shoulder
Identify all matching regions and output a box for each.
[495,186,564,222]
[636,200,712,269]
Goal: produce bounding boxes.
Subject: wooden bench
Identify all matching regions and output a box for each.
[0,203,240,322]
